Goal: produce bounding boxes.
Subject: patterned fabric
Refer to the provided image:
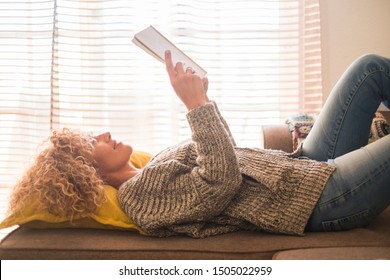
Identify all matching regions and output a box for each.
[369,112,390,143]
[286,112,390,150]
[286,114,318,150]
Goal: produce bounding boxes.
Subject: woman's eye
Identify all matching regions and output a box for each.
[91,138,97,147]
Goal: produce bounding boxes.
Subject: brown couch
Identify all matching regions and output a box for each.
[1,112,389,260]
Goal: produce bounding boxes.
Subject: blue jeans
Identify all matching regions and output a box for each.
[303,54,390,232]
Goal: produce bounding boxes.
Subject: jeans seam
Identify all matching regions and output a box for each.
[320,209,374,231]
[328,68,384,159]
[318,152,390,207]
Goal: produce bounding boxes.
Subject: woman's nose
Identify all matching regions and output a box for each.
[96,132,111,142]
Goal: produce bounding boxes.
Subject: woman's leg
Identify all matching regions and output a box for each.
[302,54,390,231]
[302,54,390,161]
[306,135,390,231]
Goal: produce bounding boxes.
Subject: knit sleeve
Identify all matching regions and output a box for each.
[210,100,236,146]
[118,103,242,237]
[186,103,242,205]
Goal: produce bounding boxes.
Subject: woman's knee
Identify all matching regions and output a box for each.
[352,53,390,73]
[349,53,390,107]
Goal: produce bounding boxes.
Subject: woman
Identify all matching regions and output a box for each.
[9,52,390,238]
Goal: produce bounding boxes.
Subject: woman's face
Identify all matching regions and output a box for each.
[92,132,133,174]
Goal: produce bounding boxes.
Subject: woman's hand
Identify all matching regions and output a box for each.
[165,50,208,111]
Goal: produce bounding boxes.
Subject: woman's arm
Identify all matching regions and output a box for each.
[165,50,236,146]
[210,101,237,146]
[118,103,242,236]
[165,50,208,111]
[118,53,242,236]
[165,50,241,204]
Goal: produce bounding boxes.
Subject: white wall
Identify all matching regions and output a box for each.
[320,0,390,108]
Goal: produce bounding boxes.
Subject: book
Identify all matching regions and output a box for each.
[132,26,207,78]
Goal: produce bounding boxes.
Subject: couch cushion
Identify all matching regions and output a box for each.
[0,206,389,260]
[273,247,390,260]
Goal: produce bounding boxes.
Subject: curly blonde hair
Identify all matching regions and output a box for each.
[8,128,106,220]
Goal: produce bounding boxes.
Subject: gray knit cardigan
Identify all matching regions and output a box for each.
[118,102,336,238]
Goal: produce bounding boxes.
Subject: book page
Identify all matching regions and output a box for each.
[132,26,207,78]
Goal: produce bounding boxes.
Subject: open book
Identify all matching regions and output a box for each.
[132,26,207,78]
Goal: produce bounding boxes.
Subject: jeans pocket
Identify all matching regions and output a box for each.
[321,209,375,231]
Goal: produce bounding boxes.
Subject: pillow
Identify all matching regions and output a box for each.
[0,150,153,232]
[286,112,390,150]
[369,112,390,143]
[285,114,317,150]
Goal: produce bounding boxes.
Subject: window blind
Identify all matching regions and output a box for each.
[0,0,323,238]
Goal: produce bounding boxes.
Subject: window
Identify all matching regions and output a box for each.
[0,0,323,238]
